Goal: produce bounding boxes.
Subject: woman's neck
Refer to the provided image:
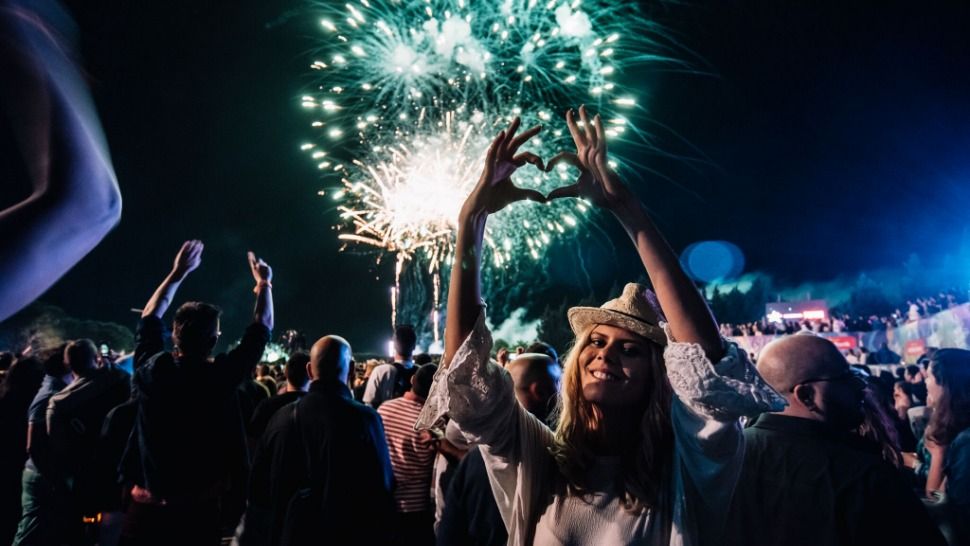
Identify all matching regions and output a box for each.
[589,404,641,455]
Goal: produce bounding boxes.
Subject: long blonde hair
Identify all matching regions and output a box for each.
[549,324,674,513]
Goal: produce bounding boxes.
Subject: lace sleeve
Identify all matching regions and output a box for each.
[663,324,786,421]
[416,310,516,445]
[664,327,786,545]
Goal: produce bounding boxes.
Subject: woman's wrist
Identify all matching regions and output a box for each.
[458,202,488,225]
[611,200,650,231]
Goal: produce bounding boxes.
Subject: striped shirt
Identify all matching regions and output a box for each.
[377,393,436,512]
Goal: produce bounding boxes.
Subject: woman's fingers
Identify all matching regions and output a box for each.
[593,153,613,189]
[565,109,587,151]
[512,151,545,171]
[579,105,596,150]
[593,114,606,149]
[500,117,521,158]
[507,124,542,155]
[547,183,580,200]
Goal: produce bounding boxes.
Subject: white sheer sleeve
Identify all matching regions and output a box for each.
[663,326,786,546]
[416,310,517,444]
[416,310,555,541]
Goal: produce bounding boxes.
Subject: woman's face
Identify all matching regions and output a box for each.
[926,366,942,409]
[579,324,658,407]
[893,383,911,410]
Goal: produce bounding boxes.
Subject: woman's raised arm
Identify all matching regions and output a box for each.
[548,106,722,361]
[443,118,545,365]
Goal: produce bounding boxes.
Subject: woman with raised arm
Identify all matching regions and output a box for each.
[417,107,785,546]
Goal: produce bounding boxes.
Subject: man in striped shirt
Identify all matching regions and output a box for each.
[377,363,439,546]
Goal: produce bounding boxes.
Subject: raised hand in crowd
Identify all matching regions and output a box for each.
[141,240,204,319]
[248,250,274,332]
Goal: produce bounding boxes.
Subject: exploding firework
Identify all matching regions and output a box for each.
[299,0,682,340]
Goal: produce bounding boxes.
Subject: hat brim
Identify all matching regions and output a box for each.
[567,307,667,347]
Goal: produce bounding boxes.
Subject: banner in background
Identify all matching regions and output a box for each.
[730,303,970,363]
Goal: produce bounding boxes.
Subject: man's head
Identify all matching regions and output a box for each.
[42,344,70,379]
[414,353,433,366]
[525,341,559,364]
[758,335,866,430]
[508,353,562,422]
[410,364,437,400]
[172,302,222,359]
[905,364,924,384]
[285,351,311,391]
[309,336,352,384]
[64,339,99,377]
[393,325,417,360]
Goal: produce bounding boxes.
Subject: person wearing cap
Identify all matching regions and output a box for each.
[415,108,784,546]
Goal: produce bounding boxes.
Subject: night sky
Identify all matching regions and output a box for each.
[8,0,970,353]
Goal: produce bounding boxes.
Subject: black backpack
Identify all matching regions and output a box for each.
[390,362,418,399]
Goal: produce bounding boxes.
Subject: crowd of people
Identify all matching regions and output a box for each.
[719,289,968,339]
[2,3,970,546]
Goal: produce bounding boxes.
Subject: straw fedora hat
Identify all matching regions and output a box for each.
[567,283,667,346]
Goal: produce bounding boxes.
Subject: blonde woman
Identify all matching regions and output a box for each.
[417,107,784,545]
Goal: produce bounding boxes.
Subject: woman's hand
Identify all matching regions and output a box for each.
[460,117,546,219]
[547,106,640,221]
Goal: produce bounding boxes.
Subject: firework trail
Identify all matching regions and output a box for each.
[300,0,682,342]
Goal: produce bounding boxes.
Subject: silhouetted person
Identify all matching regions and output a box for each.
[248,351,311,442]
[378,364,439,545]
[237,335,393,546]
[0,356,42,545]
[13,346,71,546]
[363,325,418,408]
[726,335,946,546]
[45,339,129,540]
[120,241,273,546]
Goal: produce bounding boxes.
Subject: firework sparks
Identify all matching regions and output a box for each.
[301,0,681,335]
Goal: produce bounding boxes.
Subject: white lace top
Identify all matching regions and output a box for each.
[416,311,785,546]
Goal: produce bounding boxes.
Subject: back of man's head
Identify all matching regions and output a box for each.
[64,339,98,377]
[525,341,559,364]
[414,353,433,366]
[758,335,865,430]
[411,364,437,399]
[172,302,222,359]
[393,325,417,360]
[508,353,561,422]
[285,351,311,390]
[42,344,69,378]
[309,336,352,384]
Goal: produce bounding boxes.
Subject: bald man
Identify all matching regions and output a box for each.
[238,336,394,546]
[507,353,561,424]
[726,335,945,546]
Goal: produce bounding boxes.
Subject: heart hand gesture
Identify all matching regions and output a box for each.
[546,106,637,217]
[460,118,547,219]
